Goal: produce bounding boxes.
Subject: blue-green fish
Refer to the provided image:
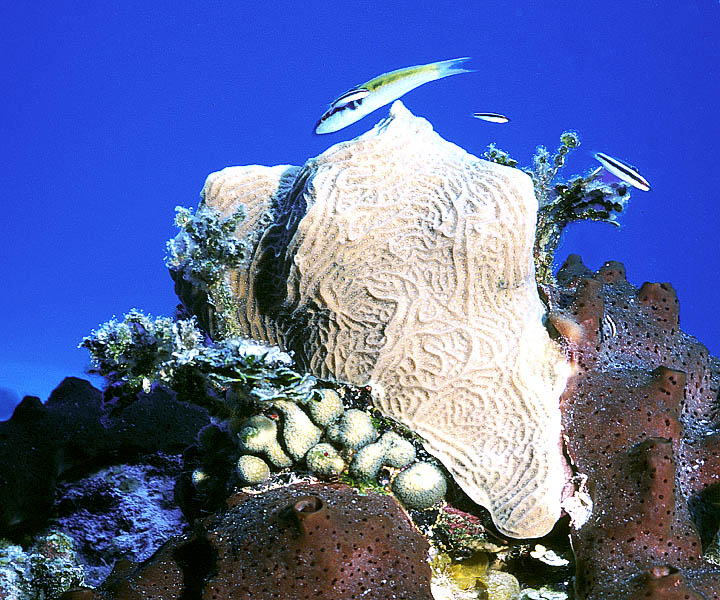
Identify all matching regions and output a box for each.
[315,57,474,134]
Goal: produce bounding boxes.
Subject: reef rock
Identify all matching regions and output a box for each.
[0,531,85,599]
[171,101,571,538]
[548,255,720,600]
[0,377,209,537]
[89,482,433,599]
[54,455,185,586]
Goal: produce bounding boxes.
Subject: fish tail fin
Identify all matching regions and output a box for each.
[435,57,475,78]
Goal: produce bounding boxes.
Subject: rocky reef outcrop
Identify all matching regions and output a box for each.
[5,101,720,600]
[164,101,720,597]
[0,378,209,538]
[54,456,185,586]
[548,255,720,599]
[171,100,571,539]
[81,482,433,600]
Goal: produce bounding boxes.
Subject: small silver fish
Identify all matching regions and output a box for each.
[594,152,651,192]
[315,57,474,134]
[472,112,509,123]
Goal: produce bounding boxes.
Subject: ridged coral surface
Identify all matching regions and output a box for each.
[549,255,720,599]
[172,101,571,538]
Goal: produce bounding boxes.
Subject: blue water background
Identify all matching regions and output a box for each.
[1,1,719,418]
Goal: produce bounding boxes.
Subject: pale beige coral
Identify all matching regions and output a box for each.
[175,101,570,538]
[177,163,300,340]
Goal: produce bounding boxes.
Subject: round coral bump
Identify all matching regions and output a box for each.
[306,442,346,476]
[305,388,345,427]
[350,439,387,480]
[392,461,447,509]
[381,431,416,468]
[237,415,278,452]
[237,415,292,467]
[327,409,377,450]
[237,455,271,485]
[272,399,323,461]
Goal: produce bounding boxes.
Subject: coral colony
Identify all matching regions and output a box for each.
[2,101,719,600]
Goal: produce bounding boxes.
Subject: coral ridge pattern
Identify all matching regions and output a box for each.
[172,101,571,538]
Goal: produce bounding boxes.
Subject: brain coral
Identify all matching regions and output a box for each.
[89,482,433,599]
[548,255,720,600]
[171,101,571,538]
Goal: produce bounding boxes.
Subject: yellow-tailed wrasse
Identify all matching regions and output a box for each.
[315,57,474,134]
[594,151,651,192]
[472,112,509,123]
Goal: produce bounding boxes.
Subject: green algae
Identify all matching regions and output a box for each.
[166,205,247,339]
[484,131,632,285]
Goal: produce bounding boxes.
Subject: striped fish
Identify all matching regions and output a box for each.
[315,57,474,134]
[594,152,651,192]
[331,88,370,106]
[472,112,509,123]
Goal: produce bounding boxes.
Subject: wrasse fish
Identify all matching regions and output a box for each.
[331,88,371,105]
[594,151,651,192]
[472,112,509,123]
[314,57,474,134]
